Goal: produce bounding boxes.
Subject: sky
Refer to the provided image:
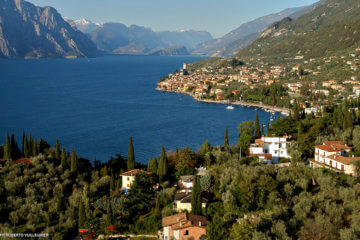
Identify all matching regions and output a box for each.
[28,0,319,38]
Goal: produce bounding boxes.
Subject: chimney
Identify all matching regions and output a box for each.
[199,221,202,227]
[177,217,179,222]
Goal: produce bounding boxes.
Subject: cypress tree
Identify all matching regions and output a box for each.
[102,165,108,177]
[4,132,11,159]
[147,157,158,173]
[254,113,260,138]
[78,200,85,228]
[157,146,167,181]
[293,102,300,121]
[23,136,29,158]
[22,131,26,156]
[10,134,19,159]
[127,136,135,171]
[261,123,264,137]
[266,122,270,137]
[105,200,112,227]
[82,184,91,220]
[191,176,202,215]
[55,140,60,160]
[224,126,229,150]
[154,196,161,218]
[70,150,78,173]
[61,147,66,167]
[28,135,33,155]
[32,139,38,157]
[110,173,116,192]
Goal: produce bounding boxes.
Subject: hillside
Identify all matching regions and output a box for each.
[0,0,100,58]
[191,5,318,57]
[237,0,360,60]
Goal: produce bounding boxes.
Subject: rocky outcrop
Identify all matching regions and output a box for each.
[0,0,100,58]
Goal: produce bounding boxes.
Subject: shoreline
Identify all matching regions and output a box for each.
[156,88,290,116]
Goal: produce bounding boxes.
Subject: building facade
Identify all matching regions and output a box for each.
[162,213,207,240]
[249,136,293,163]
[310,141,359,175]
[120,169,152,190]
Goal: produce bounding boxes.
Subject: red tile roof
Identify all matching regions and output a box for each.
[13,158,31,165]
[250,154,272,160]
[162,213,207,230]
[120,169,152,176]
[327,154,360,165]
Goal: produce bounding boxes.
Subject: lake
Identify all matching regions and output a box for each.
[0,56,280,163]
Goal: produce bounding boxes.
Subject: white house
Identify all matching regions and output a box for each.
[249,136,293,163]
[120,169,152,190]
[179,175,194,189]
[310,141,360,175]
[174,191,210,212]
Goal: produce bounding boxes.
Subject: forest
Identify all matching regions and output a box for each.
[1,99,360,239]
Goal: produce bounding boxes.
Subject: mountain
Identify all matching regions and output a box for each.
[89,23,212,55]
[0,0,100,59]
[74,18,102,34]
[191,3,321,57]
[237,0,360,60]
[156,30,212,50]
[148,46,189,56]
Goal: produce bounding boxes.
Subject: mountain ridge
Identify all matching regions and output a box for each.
[0,0,100,58]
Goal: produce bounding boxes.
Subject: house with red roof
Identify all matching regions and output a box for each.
[120,169,152,190]
[161,213,207,240]
[310,141,359,175]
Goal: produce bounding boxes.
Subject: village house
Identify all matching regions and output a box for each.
[249,137,293,163]
[179,175,194,189]
[161,213,207,240]
[309,141,360,175]
[120,169,152,190]
[174,191,210,212]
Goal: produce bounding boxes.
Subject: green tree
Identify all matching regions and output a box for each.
[176,147,197,176]
[54,140,60,160]
[157,146,168,181]
[191,176,202,215]
[127,136,135,171]
[70,150,78,173]
[78,200,86,228]
[224,127,229,150]
[32,139,38,157]
[23,135,29,158]
[4,132,11,159]
[200,140,212,156]
[238,121,255,154]
[61,147,66,168]
[105,200,112,227]
[147,157,158,174]
[255,113,261,138]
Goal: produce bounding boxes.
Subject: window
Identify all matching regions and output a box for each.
[127,177,130,181]
[184,230,189,235]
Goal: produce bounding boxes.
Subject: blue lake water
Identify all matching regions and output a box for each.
[0,56,280,163]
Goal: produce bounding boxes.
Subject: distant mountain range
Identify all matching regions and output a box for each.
[75,20,212,56]
[191,2,323,57]
[237,0,357,59]
[0,0,100,58]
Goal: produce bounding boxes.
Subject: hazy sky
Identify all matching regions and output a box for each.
[28,0,319,37]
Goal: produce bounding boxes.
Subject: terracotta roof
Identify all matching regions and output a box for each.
[324,141,344,145]
[13,158,31,165]
[250,154,272,160]
[174,192,211,204]
[314,144,351,152]
[180,175,194,183]
[120,169,152,176]
[327,154,360,165]
[162,213,207,230]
